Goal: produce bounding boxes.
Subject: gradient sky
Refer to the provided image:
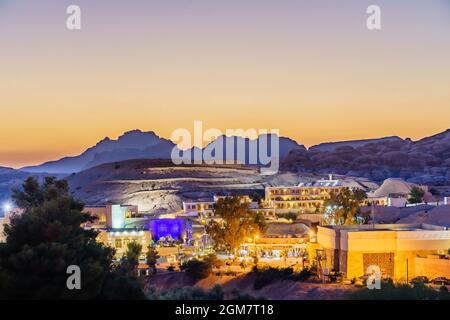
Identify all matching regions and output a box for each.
[1,0,450,168]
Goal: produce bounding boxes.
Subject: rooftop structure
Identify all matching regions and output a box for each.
[317,223,450,281]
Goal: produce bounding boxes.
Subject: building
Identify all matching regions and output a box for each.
[0,214,11,243]
[83,204,138,228]
[239,221,310,263]
[148,218,192,241]
[97,229,152,258]
[265,176,355,214]
[182,201,215,218]
[182,195,260,219]
[316,223,450,281]
[0,208,23,243]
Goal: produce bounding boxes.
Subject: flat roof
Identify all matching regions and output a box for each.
[320,223,448,232]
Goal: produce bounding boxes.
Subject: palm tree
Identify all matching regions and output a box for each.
[146,245,160,274]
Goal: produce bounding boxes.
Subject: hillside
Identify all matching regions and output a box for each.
[281,129,450,185]
[22,130,305,174]
[0,167,59,204]
[67,159,376,214]
[67,159,267,213]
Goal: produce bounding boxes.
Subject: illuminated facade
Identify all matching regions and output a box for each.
[97,229,152,258]
[265,178,351,213]
[148,218,192,241]
[317,224,450,281]
[83,204,138,228]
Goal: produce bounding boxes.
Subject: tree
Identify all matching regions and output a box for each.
[118,241,142,277]
[206,195,266,255]
[276,212,297,222]
[146,245,160,274]
[251,192,262,204]
[0,177,114,299]
[323,188,367,225]
[408,186,425,204]
[0,177,146,299]
[181,258,213,281]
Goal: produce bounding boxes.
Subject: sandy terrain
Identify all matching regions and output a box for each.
[147,272,356,300]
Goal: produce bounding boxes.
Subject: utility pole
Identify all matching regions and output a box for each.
[406,258,409,283]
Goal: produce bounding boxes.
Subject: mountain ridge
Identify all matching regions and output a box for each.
[17,128,450,185]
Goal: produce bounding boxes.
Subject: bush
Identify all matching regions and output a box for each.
[291,267,313,282]
[350,279,450,300]
[230,288,263,300]
[149,285,224,300]
[252,267,294,290]
[167,265,175,272]
[252,267,314,290]
[182,259,213,281]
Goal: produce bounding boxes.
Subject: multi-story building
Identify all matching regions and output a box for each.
[182,195,259,219]
[97,229,152,258]
[316,223,450,281]
[265,177,355,214]
[83,204,139,228]
[182,201,215,218]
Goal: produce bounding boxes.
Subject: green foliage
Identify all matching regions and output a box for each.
[206,195,266,254]
[146,245,160,274]
[252,266,313,290]
[251,192,263,204]
[408,186,425,204]
[99,272,146,300]
[323,187,367,225]
[117,241,142,277]
[350,279,450,300]
[0,177,144,299]
[149,284,224,300]
[167,265,175,272]
[181,258,213,281]
[0,177,113,299]
[275,212,298,221]
[230,288,263,300]
[203,253,223,268]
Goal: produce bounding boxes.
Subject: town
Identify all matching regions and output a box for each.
[2,173,448,299]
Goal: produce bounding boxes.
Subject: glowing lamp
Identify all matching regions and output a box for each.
[3,202,12,213]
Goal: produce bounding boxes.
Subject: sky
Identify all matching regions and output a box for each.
[1,0,450,168]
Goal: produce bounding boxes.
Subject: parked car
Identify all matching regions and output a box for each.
[430,277,450,286]
[411,276,429,284]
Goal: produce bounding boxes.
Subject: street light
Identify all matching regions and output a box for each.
[3,202,11,214]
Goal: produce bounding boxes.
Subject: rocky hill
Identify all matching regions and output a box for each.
[21,130,177,174]
[0,167,58,204]
[66,159,377,214]
[66,159,268,213]
[21,130,305,174]
[281,129,450,185]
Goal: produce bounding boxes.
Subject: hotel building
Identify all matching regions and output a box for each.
[265,177,357,214]
[97,229,152,258]
[317,223,450,281]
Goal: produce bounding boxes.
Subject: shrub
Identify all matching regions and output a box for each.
[182,259,213,281]
[291,267,313,282]
[149,285,224,300]
[167,265,175,272]
[252,267,294,290]
[350,279,450,300]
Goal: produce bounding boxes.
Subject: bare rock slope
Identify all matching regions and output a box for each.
[67,159,268,214]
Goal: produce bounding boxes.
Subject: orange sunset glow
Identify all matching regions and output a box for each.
[1,0,449,168]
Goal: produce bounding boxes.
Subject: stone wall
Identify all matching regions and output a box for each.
[414,256,450,279]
